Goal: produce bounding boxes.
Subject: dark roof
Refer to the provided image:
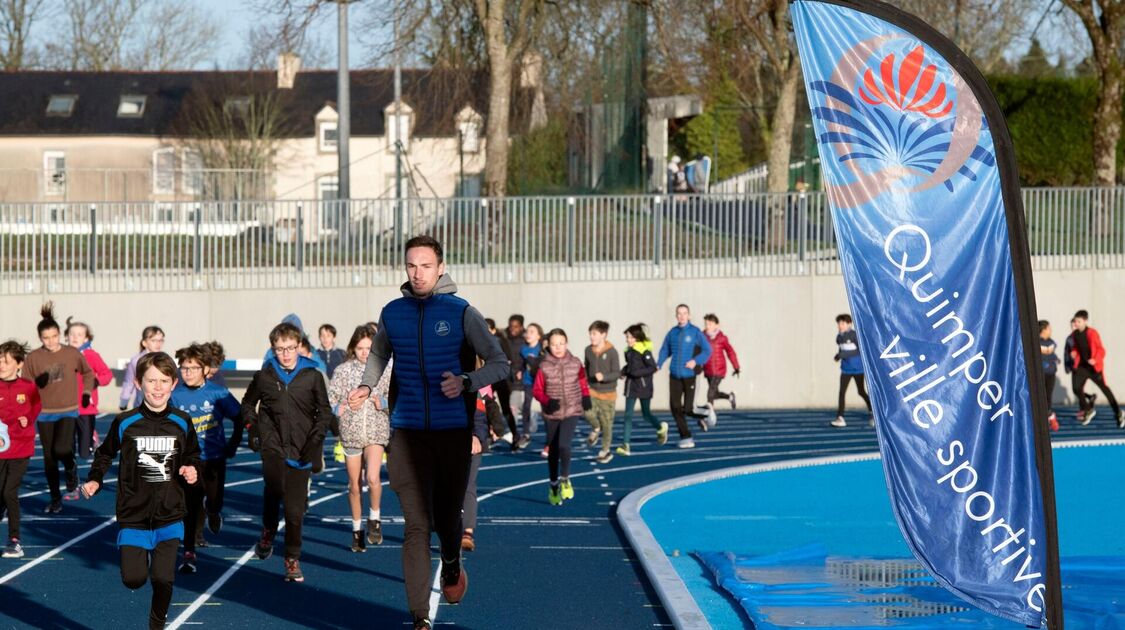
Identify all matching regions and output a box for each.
[0,69,489,138]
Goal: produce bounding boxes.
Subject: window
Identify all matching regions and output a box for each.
[43,151,66,196]
[46,95,77,117]
[457,174,482,198]
[459,121,480,153]
[117,94,147,118]
[152,147,175,195]
[182,150,204,195]
[387,113,410,151]
[318,121,338,152]
[319,176,341,231]
[224,96,251,116]
[318,176,339,201]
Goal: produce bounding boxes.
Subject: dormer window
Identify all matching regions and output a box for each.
[318,121,338,152]
[225,96,251,116]
[47,95,77,117]
[117,95,146,118]
[385,103,414,152]
[459,121,480,153]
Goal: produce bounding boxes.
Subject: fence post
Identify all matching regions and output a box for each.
[566,196,576,267]
[296,203,304,272]
[88,204,97,275]
[653,195,663,267]
[798,191,807,264]
[480,198,489,269]
[193,205,202,274]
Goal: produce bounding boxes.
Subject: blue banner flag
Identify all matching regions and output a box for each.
[790,0,1061,626]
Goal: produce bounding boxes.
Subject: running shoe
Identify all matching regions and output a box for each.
[560,479,574,500]
[65,467,79,493]
[586,429,600,447]
[178,551,197,574]
[517,434,532,450]
[440,558,467,604]
[677,437,695,449]
[255,529,275,560]
[1118,409,1125,429]
[706,403,718,429]
[351,530,366,553]
[413,617,432,630]
[697,418,710,432]
[656,422,668,446]
[595,450,614,464]
[2,538,23,559]
[367,519,382,545]
[548,484,562,506]
[92,429,100,448]
[45,499,62,514]
[461,531,475,552]
[869,415,876,428]
[1082,409,1096,426]
[1048,412,1060,432]
[62,489,81,501]
[195,534,209,548]
[284,557,304,582]
[499,432,513,444]
[729,392,737,410]
[540,446,549,458]
[207,512,223,535]
[830,416,847,428]
[615,444,631,456]
[333,440,346,463]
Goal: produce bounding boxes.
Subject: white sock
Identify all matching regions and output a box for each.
[352,519,362,532]
[369,508,380,521]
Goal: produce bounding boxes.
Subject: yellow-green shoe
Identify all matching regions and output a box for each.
[615,444,631,456]
[560,479,575,500]
[548,484,562,506]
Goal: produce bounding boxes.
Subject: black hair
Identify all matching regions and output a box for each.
[588,320,609,334]
[37,302,60,337]
[836,313,853,324]
[0,340,31,364]
[508,314,525,326]
[624,324,648,343]
[703,313,719,324]
[1038,320,1050,333]
[405,234,444,263]
[1074,309,1089,320]
[485,318,497,330]
[299,336,314,352]
[319,323,337,337]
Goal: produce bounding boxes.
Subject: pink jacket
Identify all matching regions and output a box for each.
[76,345,113,414]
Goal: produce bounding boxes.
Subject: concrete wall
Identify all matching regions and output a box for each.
[2,266,1121,413]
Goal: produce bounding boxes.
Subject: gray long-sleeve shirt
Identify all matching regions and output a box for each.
[360,274,510,394]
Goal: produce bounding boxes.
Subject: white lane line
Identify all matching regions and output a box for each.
[0,516,117,585]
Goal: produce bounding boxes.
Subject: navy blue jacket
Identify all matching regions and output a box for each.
[658,322,712,379]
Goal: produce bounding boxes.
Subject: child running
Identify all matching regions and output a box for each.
[327,324,391,552]
[0,340,41,559]
[830,314,872,428]
[584,321,620,463]
[317,324,347,379]
[702,313,740,409]
[65,317,113,459]
[516,323,545,450]
[120,326,166,410]
[617,324,666,456]
[24,303,94,512]
[242,322,335,582]
[171,343,242,573]
[532,328,591,506]
[1068,309,1122,427]
[201,341,228,388]
[82,352,200,630]
[1039,320,1060,432]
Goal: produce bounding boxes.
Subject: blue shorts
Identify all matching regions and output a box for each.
[117,521,184,550]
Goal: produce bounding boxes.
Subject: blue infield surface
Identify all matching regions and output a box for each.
[1,407,1121,629]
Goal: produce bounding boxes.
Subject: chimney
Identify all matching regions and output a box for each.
[278,52,301,89]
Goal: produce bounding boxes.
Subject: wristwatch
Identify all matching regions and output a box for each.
[461,374,472,392]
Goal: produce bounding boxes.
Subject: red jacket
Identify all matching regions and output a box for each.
[0,377,41,459]
[1070,327,1107,374]
[76,345,113,415]
[703,330,740,378]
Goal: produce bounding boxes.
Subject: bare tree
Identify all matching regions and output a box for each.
[45,0,145,70]
[887,0,1037,73]
[1060,0,1125,187]
[0,0,47,70]
[242,22,332,70]
[131,1,221,70]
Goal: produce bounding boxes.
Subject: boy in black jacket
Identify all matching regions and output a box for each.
[242,322,335,583]
[83,352,200,630]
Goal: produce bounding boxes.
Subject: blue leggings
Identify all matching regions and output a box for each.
[622,397,661,444]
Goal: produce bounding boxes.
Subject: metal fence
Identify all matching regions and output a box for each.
[2,187,1124,294]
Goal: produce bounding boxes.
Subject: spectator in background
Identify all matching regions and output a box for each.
[317,324,346,379]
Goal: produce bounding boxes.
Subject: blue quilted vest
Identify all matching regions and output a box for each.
[381,293,473,431]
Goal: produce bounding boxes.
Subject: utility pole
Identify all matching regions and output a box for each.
[394,3,404,254]
[337,0,352,201]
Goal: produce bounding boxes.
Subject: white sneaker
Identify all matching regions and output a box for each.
[868,415,876,428]
[499,432,513,444]
[830,416,847,428]
[586,429,601,447]
[677,437,696,449]
[707,405,717,429]
[1118,410,1124,429]
[1082,409,1096,426]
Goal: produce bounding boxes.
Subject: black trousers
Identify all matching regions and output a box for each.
[261,454,311,560]
[387,428,472,619]
[75,414,97,459]
[1073,366,1120,415]
[837,373,872,416]
[706,375,731,404]
[184,458,227,553]
[669,377,700,438]
[493,379,519,437]
[38,418,77,501]
[545,416,579,482]
[120,537,178,630]
[0,458,29,539]
[1044,374,1056,413]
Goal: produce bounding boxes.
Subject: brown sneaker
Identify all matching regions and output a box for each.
[440,560,467,604]
[284,557,304,582]
[461,531,475,552]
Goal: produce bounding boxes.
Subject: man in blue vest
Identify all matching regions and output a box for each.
[347,235,508,630]
[658,304,712,449]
